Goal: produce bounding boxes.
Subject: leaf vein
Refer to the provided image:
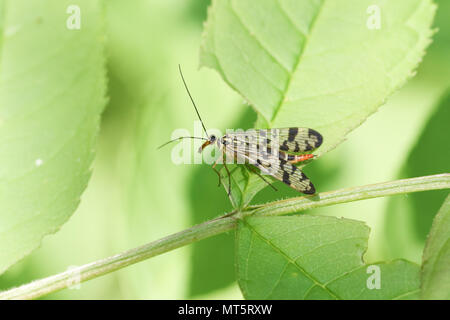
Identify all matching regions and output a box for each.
[269,0,327,124]
[243,218,343,299]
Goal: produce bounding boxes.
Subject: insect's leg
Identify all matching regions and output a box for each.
[212,166,222,187]
[246,164,278,191]
[212,155,220,169]
[222,152,231,196]
[288,154,315,164]
[211,150,223,187]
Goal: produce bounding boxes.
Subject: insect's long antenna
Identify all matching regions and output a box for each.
[157,136,208,150]
[178,65,209,138]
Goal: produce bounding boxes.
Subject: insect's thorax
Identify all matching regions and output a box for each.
[219,135,238,159]
[219,135,231,147]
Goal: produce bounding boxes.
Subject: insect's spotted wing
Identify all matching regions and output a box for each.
[230,128,322,154]
[269,128,322,153]
[223,144,316,194]
[253,156,316,194]
[223,127,322,194]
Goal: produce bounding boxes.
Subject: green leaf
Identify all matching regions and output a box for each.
[201,0,435,205]
[237,215,420,299]
[327,260,420,300]
[201,0,435,152]
[421,194,450,299]
[0,0,106,274]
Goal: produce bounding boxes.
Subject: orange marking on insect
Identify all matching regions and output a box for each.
[289,154,315,164]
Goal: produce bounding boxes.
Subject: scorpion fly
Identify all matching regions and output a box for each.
[158,66,323,196]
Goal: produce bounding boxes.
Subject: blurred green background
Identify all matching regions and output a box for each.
[0,0,448,299]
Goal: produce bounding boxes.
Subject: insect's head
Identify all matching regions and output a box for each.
[198,134,216,153]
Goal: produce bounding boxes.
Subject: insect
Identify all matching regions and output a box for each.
[159,66,323,195]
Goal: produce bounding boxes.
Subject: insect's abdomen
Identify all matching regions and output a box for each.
[279,153,314,163]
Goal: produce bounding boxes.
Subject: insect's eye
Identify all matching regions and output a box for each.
[210,135,216,141]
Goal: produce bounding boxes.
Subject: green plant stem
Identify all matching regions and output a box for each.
[1,173,448,300]
[250,173,450,216]
[0,214,238,300]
